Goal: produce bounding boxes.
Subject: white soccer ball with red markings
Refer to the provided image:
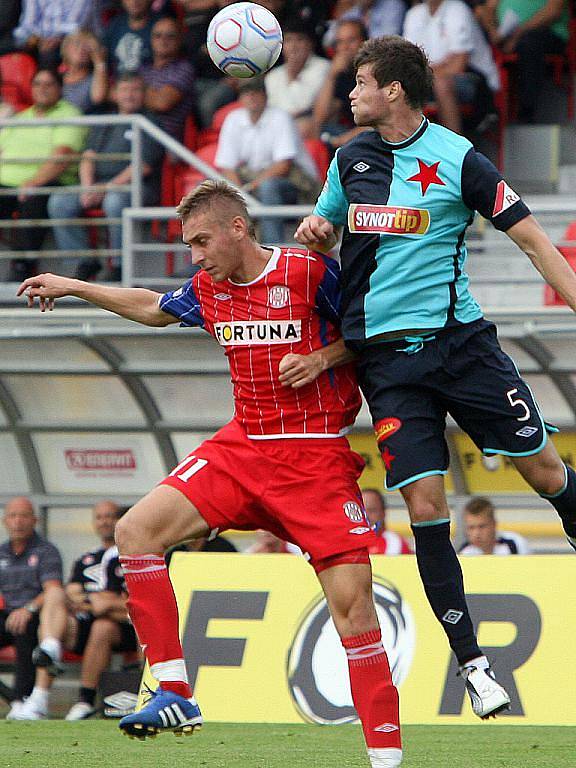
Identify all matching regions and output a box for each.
[207,2,283,79]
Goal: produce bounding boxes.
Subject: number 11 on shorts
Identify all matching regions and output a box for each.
[169,455,208,482]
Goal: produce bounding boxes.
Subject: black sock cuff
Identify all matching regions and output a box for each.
[411,521,451,549]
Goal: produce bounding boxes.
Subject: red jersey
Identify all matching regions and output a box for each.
[159,246,361,439]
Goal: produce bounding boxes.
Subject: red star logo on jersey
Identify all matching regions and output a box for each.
[407,159,446,195]
[381,446,396,471]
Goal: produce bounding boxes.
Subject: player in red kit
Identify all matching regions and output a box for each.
[18,181,402,768]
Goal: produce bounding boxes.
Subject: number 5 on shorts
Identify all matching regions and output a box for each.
[507,388,530,422]
[169,455,208,482]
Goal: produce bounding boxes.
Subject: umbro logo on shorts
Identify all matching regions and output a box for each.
[442,609,463,625]
[516,426,538,438]
[353,161,370,173]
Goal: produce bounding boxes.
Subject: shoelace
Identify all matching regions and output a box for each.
[395,334,436,355]
[140,682,159,707]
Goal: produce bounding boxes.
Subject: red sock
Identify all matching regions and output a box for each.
[121,554,192,699]
[342,629,401,753]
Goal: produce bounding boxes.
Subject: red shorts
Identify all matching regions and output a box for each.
[160,420,377,563]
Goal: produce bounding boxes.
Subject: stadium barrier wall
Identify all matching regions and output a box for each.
[139,553,575,725]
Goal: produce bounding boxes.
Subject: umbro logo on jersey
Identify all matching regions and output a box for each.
[348,204,430,235]
[516,426,538,438]
[349,526,371,535]
[442,610,464,625]
[353,161,370,173]
[268,285,290,309]
[493,180,520,217]
[214,292,231,301]
[214,320,301,346]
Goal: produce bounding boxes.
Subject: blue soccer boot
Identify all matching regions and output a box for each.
[119,685,203,740]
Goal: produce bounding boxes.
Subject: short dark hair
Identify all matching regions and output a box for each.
[176,180,256,239]
[353,36,433,110]
[463,497,495,519]
[33,67,63,89]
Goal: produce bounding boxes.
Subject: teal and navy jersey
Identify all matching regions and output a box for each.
[314,118,531,348]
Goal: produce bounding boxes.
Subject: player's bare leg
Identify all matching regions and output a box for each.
[511,440,576,550]
[317,559,402,768]
[114,485,209,739]
[400,475,510,718]
[65,619,122,721]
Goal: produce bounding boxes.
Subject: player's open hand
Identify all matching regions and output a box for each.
[17,273,78,312]
[294,215,336,250]
[279,351,325,389]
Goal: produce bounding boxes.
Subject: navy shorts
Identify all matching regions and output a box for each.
[72,614,138,656]
[356,319,554,490]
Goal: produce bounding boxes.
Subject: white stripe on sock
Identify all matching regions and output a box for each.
[367,747,403,767]
[150,658,189,684]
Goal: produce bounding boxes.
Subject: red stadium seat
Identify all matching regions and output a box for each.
[0,53,37,111]
[544,222,576,305]
[197,100,242,148]
[304,138,331,180]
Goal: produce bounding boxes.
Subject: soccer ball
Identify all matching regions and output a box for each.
[207,2,283,79]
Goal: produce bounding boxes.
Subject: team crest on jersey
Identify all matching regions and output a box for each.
[214,320,301,346]
[343,501,364,523]
[493,180,520,217]
[268,285,290,309]
[348,204,430,235]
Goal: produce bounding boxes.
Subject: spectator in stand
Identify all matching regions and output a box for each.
[12,0,98,67]
[10,501,138,721]
[458,496,531,555]
[175,1,235,128]
[264,19,331,138]
[104,0,168,74]
[476,0,569,123]
[361,489,413,555]
[0,67,86,283]
[325,0,407,46]
[245,530,300,554]
[403,0,500,134]
[61,31,109,113]
[165,533,237,566]
[140,16,195,140]
[0,497,63,719]
[48,73,164,281]
[0,0,21,55]
[312,19,368,151]
[215,77,318,244]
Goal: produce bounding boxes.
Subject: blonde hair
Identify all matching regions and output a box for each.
[176,180,256,239]
[61,30,101,62]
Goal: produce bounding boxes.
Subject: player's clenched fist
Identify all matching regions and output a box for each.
[294,215,337,251]
[17,273,78,312]
[278,351,326,389]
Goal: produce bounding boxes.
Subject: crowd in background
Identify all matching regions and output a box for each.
[0,0,573,281]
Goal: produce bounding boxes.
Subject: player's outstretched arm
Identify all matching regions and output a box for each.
[278,338,355,389]
[294,215,339,254]
[17,274,177,327]
[507,216,576,312]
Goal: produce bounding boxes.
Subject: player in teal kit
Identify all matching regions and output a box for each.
[296,36,576,719]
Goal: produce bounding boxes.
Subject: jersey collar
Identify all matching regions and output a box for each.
[228,246,280,286]
[379,116,429,151]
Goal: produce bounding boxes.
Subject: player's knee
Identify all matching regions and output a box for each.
[406,498,444,524]
[531,463,566,496]
[87,618,117,644]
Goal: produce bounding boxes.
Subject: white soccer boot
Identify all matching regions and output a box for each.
[6,695,47,720]
[460,657,511,719]
[65,701,96,721]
